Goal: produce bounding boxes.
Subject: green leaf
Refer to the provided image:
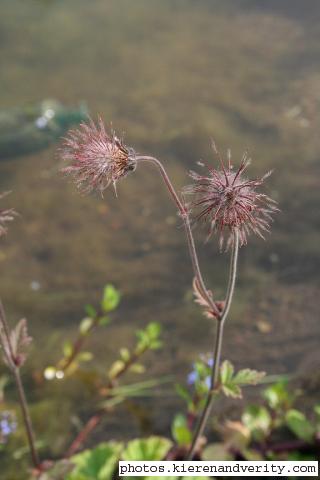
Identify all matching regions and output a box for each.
[220,360,234,385]
[171,414,192,446]
[119,348,130,362]
[108,360,125,379]
[135,322,162,352]
[98,316,110,326]
[221,382,242,399]
[79,317,94,335]
[175,384,192,404]
[85,304,97,318]
[233,369,266,386]
[129,363,146,374]
[122,436,172,461]
[63,341,73,357]
[285,409,314,443]
[101,284,120,313]
[314,404,320,418]
[78,351,93,362]
[263,382,292,410]
[242,405,271,441]
[67,442,123,480]
[145,322,161,339]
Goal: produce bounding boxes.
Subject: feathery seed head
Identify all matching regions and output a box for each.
[183,142,278,249]
[60,117,136,195]
[0,192,17,237]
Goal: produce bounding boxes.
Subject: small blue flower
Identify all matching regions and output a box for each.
[0,411,17,444]
[187,369,198,386]
[207,357,214,368]
[187,355,214,389]
[200,354,214,368]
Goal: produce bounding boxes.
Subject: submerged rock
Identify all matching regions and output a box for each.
[0,99,88,159]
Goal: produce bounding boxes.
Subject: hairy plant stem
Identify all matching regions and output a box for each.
[13,368,40,468]
[66,154,220,457]
[186,230,239,459]
[136,156,219,318]
[0,300,40,468]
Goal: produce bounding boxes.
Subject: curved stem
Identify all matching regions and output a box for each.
[136,155,219,318]
[186,230,239,459]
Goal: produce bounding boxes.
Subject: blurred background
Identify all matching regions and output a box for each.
[0,0,319,474]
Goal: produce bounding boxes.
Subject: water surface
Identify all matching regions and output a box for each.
[1,0,320,475]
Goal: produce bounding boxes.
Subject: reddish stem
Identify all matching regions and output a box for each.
[66,410,104,458]
[136,156,219,318]
[65,346,148,456]
[59,317,100,372]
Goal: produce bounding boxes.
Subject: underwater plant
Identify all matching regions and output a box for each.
[61,118,278,459]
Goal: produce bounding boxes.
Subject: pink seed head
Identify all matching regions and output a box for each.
[0,192,17,237]
[183,143,278,250]
[60,117,136,195]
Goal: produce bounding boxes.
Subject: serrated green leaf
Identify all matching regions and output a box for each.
[285,409,314,443]
[79,317,94,335]
[233,369,266,386]
[101,284,120,313]
[67,441,123,480]
[220,360,234,385]
[122,436,172,461]
[221,383,242,399]
[171,414,192,446]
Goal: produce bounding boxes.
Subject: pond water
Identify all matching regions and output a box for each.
[1,0,320,476]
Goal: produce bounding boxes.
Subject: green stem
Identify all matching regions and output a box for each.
[186,229,239,459]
